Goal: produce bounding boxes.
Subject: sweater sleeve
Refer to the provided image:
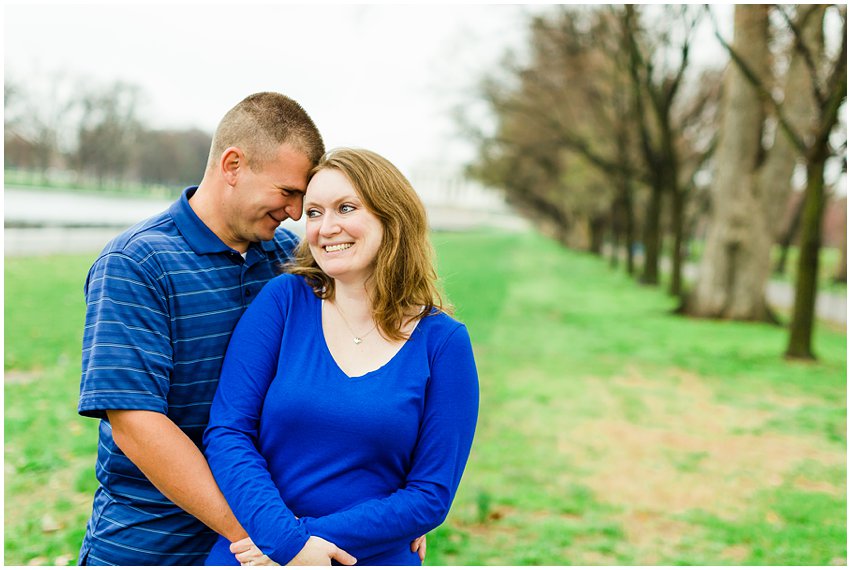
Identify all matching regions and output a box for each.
[302,323,479,559]
[203,278,310,564]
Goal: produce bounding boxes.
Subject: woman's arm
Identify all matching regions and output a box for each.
[301,324,480,559]
[203,279,312,564]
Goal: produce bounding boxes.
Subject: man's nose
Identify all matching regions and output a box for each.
[285,196,304,221]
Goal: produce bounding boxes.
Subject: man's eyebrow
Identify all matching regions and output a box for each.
[279,185,306,194]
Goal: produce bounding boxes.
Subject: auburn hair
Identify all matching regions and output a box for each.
[285,148,451,341]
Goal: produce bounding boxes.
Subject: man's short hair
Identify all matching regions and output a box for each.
[207,92,324,171]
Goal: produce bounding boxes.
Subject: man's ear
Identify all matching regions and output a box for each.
[220,147,245,186]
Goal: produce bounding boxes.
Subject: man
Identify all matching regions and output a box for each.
[78,92,425,565]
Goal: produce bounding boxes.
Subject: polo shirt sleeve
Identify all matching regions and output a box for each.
[203,277,310,565]
[302,323,479,560]
[78,251,173,418]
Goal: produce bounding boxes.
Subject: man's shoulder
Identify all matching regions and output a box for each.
[99,210,188,262]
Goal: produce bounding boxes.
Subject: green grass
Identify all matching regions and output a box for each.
[5,231,847,565]
[5,254,100,565]
[5,168,182,200]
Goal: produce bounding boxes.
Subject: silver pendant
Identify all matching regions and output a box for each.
[353,337,363,345]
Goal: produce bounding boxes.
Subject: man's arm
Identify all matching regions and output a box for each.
[108,409,246,542]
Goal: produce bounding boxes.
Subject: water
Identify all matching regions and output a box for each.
[5,187,174,227]
[3,187,306,256]
[4,186,527,256]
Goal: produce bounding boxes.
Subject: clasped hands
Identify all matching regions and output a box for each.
[230,535,427,566]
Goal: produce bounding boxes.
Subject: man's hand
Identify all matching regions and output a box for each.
[231,537,278,566]
[411,535,427,563]
[287,536,356,566]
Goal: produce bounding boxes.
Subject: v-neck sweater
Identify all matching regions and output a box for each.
[203,274,479,565]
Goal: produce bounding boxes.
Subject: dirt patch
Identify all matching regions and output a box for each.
[614,509,701,564]
[4,370,41,385]
[558,367,844,519]
[721,544,751,562]
[792,476,844,495]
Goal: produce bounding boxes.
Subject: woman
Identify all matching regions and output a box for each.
[203,148,479,565]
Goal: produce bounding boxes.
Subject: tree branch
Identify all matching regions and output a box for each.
[777,5,826,108]
[707,5,809,154]
[666,7,703,109]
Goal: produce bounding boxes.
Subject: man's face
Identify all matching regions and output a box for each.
[227,143,312,250]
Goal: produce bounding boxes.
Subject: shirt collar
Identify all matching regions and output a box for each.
[170,186,276,255]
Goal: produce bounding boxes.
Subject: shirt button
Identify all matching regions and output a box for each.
[245,288,252,297]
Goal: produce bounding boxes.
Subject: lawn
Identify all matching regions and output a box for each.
[4,230,847,565]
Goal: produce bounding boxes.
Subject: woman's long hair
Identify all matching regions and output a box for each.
[285,148,451,341]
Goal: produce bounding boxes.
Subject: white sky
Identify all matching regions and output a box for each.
[5,3,554,176]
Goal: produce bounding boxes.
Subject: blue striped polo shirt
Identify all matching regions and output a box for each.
[77,186,299,565]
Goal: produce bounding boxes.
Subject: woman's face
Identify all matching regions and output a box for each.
[304,168,383,285]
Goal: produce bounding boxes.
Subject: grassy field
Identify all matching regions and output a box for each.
[4,230,847,565]
[5,168,182,200]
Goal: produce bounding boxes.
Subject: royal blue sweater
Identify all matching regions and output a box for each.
[203,274,479,565]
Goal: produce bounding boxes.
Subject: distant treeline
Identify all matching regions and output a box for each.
[5,77,211,190]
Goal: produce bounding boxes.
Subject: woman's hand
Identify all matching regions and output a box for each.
[411,535,427,562]
[230,537,279,566]
[287,536,357,566]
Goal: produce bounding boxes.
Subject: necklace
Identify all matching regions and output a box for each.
[330,300,377,345]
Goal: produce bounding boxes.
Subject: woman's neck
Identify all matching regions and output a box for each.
[332,280,373,324]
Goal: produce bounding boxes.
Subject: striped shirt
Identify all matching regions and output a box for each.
[77,186,299,565]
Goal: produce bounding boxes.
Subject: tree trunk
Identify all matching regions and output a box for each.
[590,215,606,255]
[685,6,776,321]
[669,185,685,297]
[775,195,805,275]
[833,210,847,284]
[783,4,845,359]
[623,178,636,276]
[785,151,828,359]
[615,124,636,276]
[609,200,621,268]
[768,6,824,276]
[641,180,663,285]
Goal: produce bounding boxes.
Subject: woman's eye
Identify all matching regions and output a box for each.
[306,209,321,218]
[340,204,355,214]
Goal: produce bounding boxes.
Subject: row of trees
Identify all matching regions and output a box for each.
[465,5,846,360]
[4,76,210,189]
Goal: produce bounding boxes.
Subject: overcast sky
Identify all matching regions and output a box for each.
[5,3,747,180]
[5,3,556,176]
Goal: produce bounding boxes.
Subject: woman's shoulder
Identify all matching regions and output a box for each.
[263,273,314,297]
[252,274,319,312]
[418,309,470,346]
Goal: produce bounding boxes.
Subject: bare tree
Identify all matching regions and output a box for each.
[137,128,211,187]
[709,5,847,359]
[620,5,705,294]
[72,81,143,186]
[4,71,78,181]
[465,5,717,289]
[686,6,822,323]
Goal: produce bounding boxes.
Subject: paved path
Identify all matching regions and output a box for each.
[678,261,846,326]
[766,280,846,326]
